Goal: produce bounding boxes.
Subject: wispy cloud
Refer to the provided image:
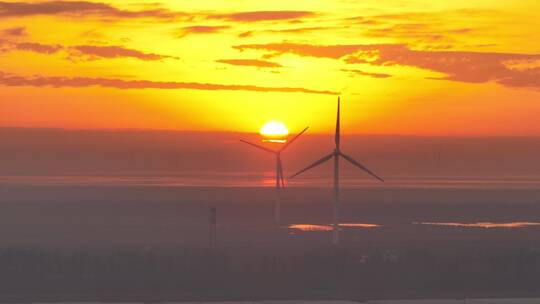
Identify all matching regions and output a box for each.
[347,12,429,24]
[234,42,378,59]
[341,69,391,78]
[210,10,314,22]
[347,45,540,89]
[70,45,178,61]
[238,31,253,38]
[363,23,472,43]
[237,26,334,39]
[343,10,488,48]
[0,71,337,95]
[14,42,62,54]
[0,3,316,25]
[234,42,540,89]
[216,59,282,68]
[267,26,328,34]
[0,1,186,20]
[178,25,229,37]
[2,40,177,61]
[1,26,26,36]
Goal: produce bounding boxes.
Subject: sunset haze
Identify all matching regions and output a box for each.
[0,0,539,135]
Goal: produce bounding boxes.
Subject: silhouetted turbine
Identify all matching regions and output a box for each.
[241,127,309,225]
[291,97,383,245]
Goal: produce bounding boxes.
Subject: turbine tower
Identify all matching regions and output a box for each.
[241,127,309,225]
[291,97,384,245]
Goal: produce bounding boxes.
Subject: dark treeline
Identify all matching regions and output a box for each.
[0,246,539,301]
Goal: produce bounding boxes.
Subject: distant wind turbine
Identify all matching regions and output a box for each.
[290,97,384,245]
[241,127,309,225]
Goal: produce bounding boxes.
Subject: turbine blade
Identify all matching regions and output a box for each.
[340,153,384,182]
[240,139,275,154]
[290,152,334,179]
[335,97,341,149]
[280,126,309,152]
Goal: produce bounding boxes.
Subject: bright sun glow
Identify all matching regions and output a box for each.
[260,121,289,138]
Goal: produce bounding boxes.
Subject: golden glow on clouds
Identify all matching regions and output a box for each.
[0,0,539,135]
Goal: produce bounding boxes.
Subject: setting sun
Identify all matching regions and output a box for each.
[260,121,289,138]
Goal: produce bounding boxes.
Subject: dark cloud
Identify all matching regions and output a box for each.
[70,45,178,61]
[234,42,540,89]
[341,69,391,78]
[210,11,314,22]
[216,59,282,68]
[0,1,186,19]
[0,71,337,95]
[2,26,26,36]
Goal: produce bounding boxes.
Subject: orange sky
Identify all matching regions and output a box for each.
[0,0,539,135]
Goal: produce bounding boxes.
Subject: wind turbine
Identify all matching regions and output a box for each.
[241,127,309,225]
[290,97,384,245]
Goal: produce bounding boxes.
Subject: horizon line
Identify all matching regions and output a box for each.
[2,126,540,138]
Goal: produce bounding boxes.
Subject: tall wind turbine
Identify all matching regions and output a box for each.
[291,97,384,245]
[241,127,309,225]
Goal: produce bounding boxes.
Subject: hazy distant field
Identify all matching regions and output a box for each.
[1,182,540,250]
[1,182,539,301]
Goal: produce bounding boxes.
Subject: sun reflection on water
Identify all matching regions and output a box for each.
[289,223,381,231]
[340,223,381,228]
[289,224,333,232]
[261,139,287,143]
[414,222,540,228]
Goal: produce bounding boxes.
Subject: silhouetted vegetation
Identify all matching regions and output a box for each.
[0,245,539,301]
